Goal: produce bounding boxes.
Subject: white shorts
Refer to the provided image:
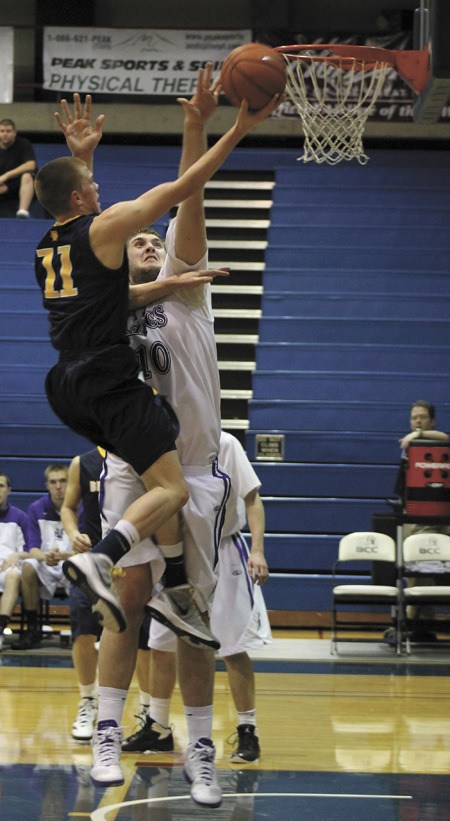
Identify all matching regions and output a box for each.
[211,532,273,656]
[22,558,70,599]
[181,462,230,612]
[102,455,230,611]
[148,531,272,657]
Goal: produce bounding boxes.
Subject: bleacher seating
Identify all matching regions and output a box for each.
[261,292,449,318]
[1,143,450,627]
[256,342,448,372]
[248,148,450,624]
[258,316,449,344]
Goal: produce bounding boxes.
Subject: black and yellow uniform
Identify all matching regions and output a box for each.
[79,447,104,545]
[70,447,105,640]
[35,215,178,475]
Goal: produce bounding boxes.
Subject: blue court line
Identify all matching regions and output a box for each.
[218,659,450,676]
[3,653,450,677]
[0,653,73,668]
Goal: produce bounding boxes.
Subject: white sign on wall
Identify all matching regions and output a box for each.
[0,28,14,103]
[43,27,251,96]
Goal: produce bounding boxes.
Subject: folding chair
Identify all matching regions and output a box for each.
[402,532,450,653]
[331,531,402,655]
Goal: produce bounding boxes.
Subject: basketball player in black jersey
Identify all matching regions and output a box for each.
[33,91,280,645]
[60,447,104,742]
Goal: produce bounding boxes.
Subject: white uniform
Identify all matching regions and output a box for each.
[150,431,272,656]
[103,219,228,609]
[23,494,72,598]
[128,219,221,467]
[0,504,29,593]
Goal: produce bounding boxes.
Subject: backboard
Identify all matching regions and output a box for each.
[413,0,450,122]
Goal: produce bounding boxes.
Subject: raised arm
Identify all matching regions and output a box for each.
[51,90,279,273]
[90,94,280,269]
[54,93,105,170]
[47,90,276,270]
[173,63,219,264]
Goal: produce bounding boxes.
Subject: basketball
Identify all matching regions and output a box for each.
[219,42,286,112]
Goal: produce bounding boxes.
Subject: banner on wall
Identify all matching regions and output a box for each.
[0,28,14,103]
[42,27,251,96]
[271,31,450,122]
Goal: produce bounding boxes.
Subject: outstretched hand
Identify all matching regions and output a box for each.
[234,93,283,136]
[54,93,105,163]
[175,267,230,289]
[177,62,220,126]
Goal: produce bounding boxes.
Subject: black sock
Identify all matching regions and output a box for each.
[163,556,188,589]
[0,614,8,633]
[92,529,130,564]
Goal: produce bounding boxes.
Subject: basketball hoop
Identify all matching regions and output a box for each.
[275,44,430,165]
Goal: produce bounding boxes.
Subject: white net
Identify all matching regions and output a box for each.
[284,54,389,165]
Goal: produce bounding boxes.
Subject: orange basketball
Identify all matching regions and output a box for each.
[219,42,286,112]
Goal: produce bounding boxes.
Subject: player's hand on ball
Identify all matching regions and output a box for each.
[234,94,282,135]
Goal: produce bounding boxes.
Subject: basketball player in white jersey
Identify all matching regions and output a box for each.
[123,430,272,763]
[97,64,229,808]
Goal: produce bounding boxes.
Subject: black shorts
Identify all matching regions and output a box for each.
[69,584,102,640]
[46,345,179,476]
[138,610,152,650]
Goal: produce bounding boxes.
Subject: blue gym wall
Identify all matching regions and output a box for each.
[1,143,449,622]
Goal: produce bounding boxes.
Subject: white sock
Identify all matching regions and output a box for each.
[115,519,140,547]
[97,686,128,726]
[237,709,256,727]
[184,704,213,744]
[139,690,151,710]
[150,697,171,728]
[79,682,97,699]
[158,541,183,559]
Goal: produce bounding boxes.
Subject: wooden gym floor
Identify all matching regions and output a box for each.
[1,628,450,820]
